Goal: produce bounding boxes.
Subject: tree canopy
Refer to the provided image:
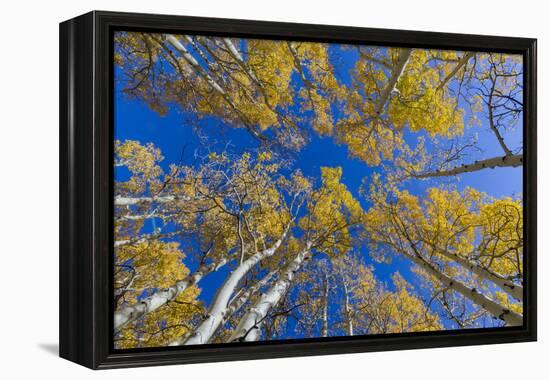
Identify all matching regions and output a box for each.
[113,31,523,348]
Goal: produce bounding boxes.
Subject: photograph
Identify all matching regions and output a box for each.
[112,31,524,349]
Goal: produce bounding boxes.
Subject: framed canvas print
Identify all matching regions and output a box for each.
[59,11,537,369]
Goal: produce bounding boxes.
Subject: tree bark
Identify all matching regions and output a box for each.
[172,227,290,346]
[436,52,474,92]
[222,38,261,85]
[321,272,329,337]
[414,154,522,178]
[288,42,315,91]
[373,48,412,116]
[341,278,354,336]
[428,242,523,301]
[229,244,312,342]
[225,270,278,322]
[165,35,265,141]
[114,258,228,333]
[408,251,523,326]
[114,195,182,206]
[208,270,278,342]
[114,231,179,248]
[166,35,226,94]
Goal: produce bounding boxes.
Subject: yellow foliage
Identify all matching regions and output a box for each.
[353,267,441,334]
[114,240,202,349]
[115,139,163,193]
[299,167,364,255]
[364,183,523,291]
[336,47,465,166]
[495,291,523,315]
[478,198,523,277]
[389,49,464,137]
[293,42,346,136]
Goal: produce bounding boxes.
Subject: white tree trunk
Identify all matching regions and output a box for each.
[373,48,412,116]
[172,227,290,346]
[225,270,278,321]
[229,244,312,342]
[429,243,523,301]
[208,270,279,342]
[166,35,226,94]
[415,154,522,178]
[321,272,329,337]
[114,231,179,248]
[114,195,182,206]
[209,37,293,131]
[222,38,261,85]
[183,35,218,72]
[288,42,314,90]
[165,35,264,141]
[436,52,474,91]
[116,212,158,221]
[341,279,354,336]
[409,253,523,326]
[113,259,228,333]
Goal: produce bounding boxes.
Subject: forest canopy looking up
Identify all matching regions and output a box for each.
[112,32,523,348]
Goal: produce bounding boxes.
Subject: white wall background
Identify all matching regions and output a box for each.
[0,0,545,377]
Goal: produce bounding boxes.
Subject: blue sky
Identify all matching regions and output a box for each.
[114,40,523,335]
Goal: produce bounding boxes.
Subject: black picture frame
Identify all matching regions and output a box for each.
[59,10,537,369]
